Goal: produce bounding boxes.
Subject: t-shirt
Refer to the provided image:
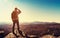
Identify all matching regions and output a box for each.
[11,10,20,21]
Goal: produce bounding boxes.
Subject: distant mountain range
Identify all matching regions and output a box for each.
[0,22,60,38]
[0,23,12,38]
[20,22,60,37]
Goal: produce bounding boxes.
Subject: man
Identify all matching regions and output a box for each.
[11,8,24,37]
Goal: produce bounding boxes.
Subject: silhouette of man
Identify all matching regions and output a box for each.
[11,8,24,37]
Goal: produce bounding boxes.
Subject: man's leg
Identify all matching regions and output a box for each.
[17,20,19,31]
[12,22,15,34]
[12,21,18,37]
[17,20,25,37]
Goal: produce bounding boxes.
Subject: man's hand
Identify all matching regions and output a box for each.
[17,9,21,14]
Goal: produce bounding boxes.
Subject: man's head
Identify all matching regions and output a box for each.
[15,7,18,10]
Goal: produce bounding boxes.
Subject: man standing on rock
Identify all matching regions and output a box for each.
[11,7,24,37]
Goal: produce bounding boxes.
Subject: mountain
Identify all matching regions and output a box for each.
[21,22,60,37]
[0,23,12,38]
[0,22,60,38]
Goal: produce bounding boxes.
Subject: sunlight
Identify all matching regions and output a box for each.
[0,0,60,23]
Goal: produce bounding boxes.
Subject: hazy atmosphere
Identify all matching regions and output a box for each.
[0,0,60,23]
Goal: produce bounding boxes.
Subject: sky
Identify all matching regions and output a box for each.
[0,0,60,23]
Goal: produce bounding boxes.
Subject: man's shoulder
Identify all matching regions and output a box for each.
[11,11,14,14]
[13,11,14,12]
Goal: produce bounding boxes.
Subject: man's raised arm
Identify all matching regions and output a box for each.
[18,9,21,14]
